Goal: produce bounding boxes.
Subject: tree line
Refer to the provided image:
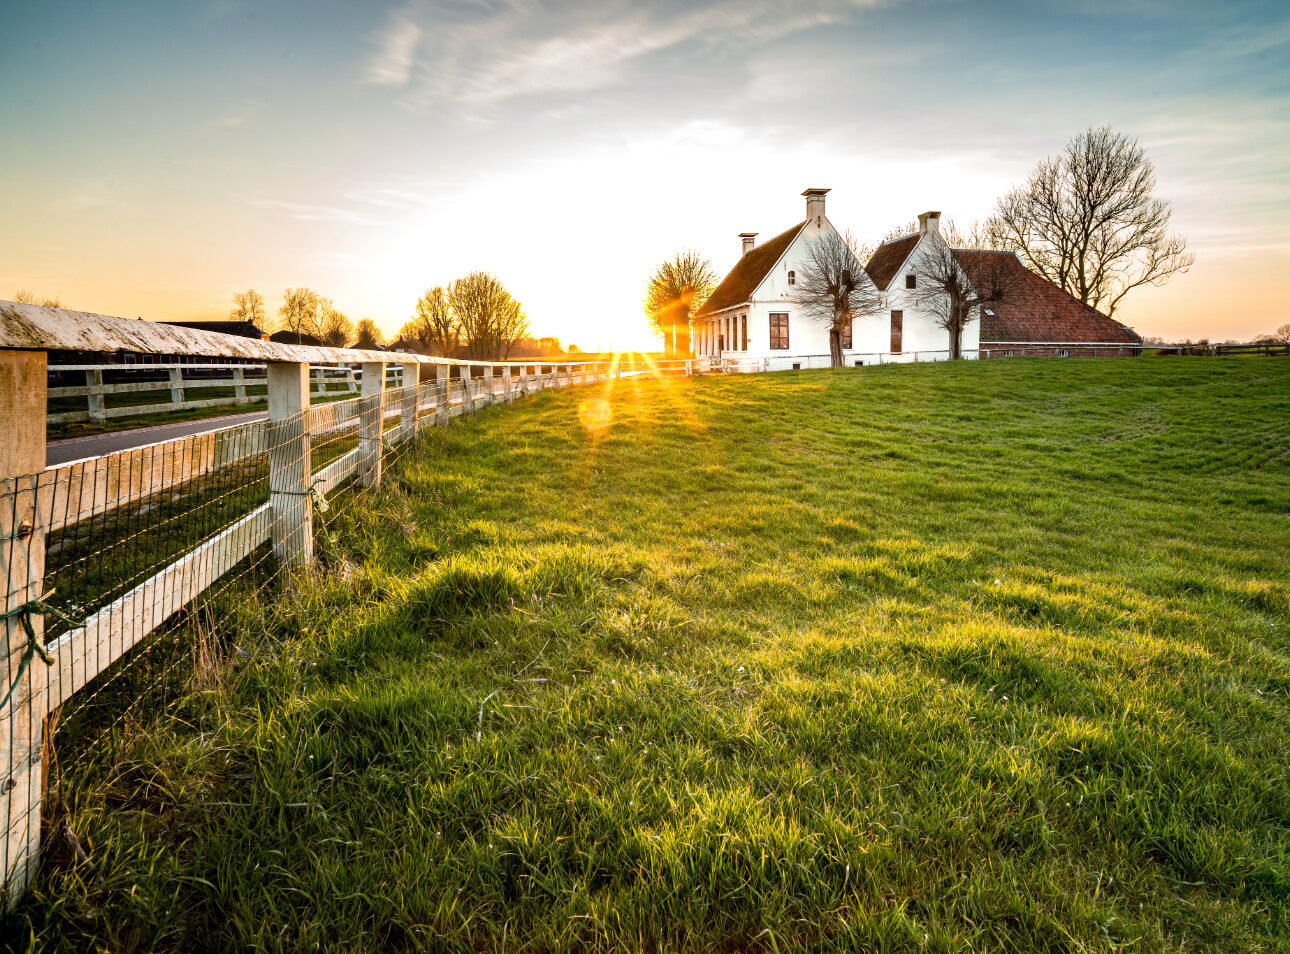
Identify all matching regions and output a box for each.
[224,272,530,359]
[646,126,1201,365]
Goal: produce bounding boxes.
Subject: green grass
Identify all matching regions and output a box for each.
[8,358,1289,952]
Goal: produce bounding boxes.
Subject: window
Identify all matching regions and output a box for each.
[906,274,916,289]
[854,360,863,367]
[792,362,801,370]
[787,270,796,286]
[1058,349,1070,358]
[770,313,790,350]
[840,320,852,350]
[1003,349,1014,357]
[890,310,903,354]
[984,308,995,317]
[741,314,748,351]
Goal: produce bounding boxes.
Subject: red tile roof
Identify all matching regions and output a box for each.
[953,250,1141,344]
[864,234,920,290]
[697,221,806,316]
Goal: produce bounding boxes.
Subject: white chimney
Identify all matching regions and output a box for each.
[739,232,758,256]
[918,211,942,236]
[802,187,830,223]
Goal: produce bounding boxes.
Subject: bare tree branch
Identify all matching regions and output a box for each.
[449,272,530,360]
[790,229,883,367]
[986,126,1194,316]
[403,286,460,356]
[913,241,1021,359]
[230,289,265,325]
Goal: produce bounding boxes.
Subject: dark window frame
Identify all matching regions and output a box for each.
[840,320,852,350]
[905,274,916,289]
[890,310,903,354]
[787,270,796,286]
[769,312,790,350]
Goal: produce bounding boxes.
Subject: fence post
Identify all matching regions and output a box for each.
[435,365,449,425]
[167,367,184,405]
[503,366,513,404]
[484,365,495,405]
[267,362,313,565]
[232,367,248,405]
[85,368,106,421]
[1,349,49,907]
[398,362,420,439]
[360,362,386,487]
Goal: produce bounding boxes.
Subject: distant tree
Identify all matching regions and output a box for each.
[986,126,1194,317]
[230,289,265,325]
[645,251,716,357]
[402,286,460,355]
[913,240,1020,360]
[566,343,581,354]
[1273,322,1290,345]
[320,306,353,347]
[449,272,530,360]
[13,289,62,307]
[353,318,383,350]
[537,336,561,354]
[790,229,884,368]
[279,288,324,337]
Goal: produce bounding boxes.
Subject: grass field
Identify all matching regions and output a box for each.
[7,358,1289,952]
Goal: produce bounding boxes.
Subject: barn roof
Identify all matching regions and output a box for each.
[953,250,1141,344]
[696,221,806,316]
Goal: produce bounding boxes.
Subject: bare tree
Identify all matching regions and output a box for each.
[403,286,460,355]
[913,241,1020,359]
[1273,323,1290,345]
[279,288,324,337]
[230,289,265,325]
[986,126,1194,317]
[645,251,716,357]
[353,318,383,350]
[13,289,63,307]
[320,306,353,347]
[448,272,530,360]
[790,229,884,367]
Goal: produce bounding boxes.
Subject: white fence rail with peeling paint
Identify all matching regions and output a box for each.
[0,299,694,906]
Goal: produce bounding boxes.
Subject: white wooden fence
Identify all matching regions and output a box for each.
[0,300,693,906]
[47,363,365,424]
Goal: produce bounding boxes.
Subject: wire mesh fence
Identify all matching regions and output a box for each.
[3,353,688,906]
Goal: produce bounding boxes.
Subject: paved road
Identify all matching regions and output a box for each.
[46,411,268,467]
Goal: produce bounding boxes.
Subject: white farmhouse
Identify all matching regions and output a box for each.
[694,188,1141,369]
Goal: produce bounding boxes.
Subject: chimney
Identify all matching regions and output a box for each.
[802,187,830,223]
[918,210,941,236]
[739,232,758,256]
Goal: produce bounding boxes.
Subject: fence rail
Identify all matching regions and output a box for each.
[0,299,699,906]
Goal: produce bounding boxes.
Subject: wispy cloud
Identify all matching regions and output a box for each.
[365,11,423,86]
[364,0,884,114]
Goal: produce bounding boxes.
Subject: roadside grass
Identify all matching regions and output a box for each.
[7,358,1289,952]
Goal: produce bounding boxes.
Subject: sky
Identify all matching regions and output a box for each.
[2,0,1288,350]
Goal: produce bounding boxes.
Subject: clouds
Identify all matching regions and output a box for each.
[363,0,883,114]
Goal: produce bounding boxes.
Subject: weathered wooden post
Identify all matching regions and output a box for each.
[435,364,449,425]
[483,365,494,405]
[266,362,313,564]
[1,348,48,906]
[167,367,184,405]
[85,368,106,421]
[503,366,513,404]
[359,361,385,487]
[232,367,248,405]
[398,362,420,440]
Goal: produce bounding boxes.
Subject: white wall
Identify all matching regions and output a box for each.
[693,213,987,369]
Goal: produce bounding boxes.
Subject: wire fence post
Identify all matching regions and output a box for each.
[503,366,513,404]
[360,361,386,488]
[398,362,419,441]
[267,362,313,565]
[483,365,495,406]
[233,367,248,405]
[435,365,449,426]
[1,348,49,908]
